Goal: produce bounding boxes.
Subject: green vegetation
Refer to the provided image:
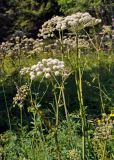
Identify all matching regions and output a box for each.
[57,0,101,14]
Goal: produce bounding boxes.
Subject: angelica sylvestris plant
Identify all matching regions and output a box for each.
[20,58,69,160]
[38,12,101,160]
[65,12,101,160]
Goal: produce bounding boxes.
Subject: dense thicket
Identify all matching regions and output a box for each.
[0,0,59,41]
[57,0,113,14]
[0,0,113,41]
[57,0,113,25]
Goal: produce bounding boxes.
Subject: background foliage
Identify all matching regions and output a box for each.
[0,0,59,41]
[0,0,113,41]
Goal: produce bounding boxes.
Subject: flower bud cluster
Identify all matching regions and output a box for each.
[93,116,114,141]
[20,58,67,80]
[13,85,29,108]
[32,38,44,54]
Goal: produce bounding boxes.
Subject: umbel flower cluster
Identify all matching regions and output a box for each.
[0,35,90,59]
[62,35,90,49]
[0,41,13,58]
[20,58,67,80]
[38,12,101,38]
[101,25,112,35]
[38,16,64,39]
[0,36,45,59]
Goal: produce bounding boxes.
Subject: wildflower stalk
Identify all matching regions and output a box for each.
[75,32,86,160]
[33,112,37,131]
[58,30,64,60]
[51,79,61,160]
[93,26,105,113]
[61,81,74,147]
[85,28,105,114]
[20,106,23,132]
[36,109,49,160]
[18,44,21,69]
[29,80,33,104]
[32,110,48,160]
[39,118,49,160]
[98,72,105,113]
[83,29,98,51]
[96,48,105,114]
[53,75,73,147]
[102,137,107,160]
[1,59,5,73]
[61,83,68,121]
[2,82,11,131]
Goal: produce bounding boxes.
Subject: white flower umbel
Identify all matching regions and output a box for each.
[20,58,67,80]
[64,12,101,32]
[38,16,65,38]
[38,12,101,39]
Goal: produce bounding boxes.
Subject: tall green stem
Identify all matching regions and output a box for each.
[20,107,23,132]
[61,84,68,121]
[59,30,64,60]
[75,32,86,160]
[2,82,11,131]
[97,52,105,113]
[102,141,107,160]
[52,80,61,160]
